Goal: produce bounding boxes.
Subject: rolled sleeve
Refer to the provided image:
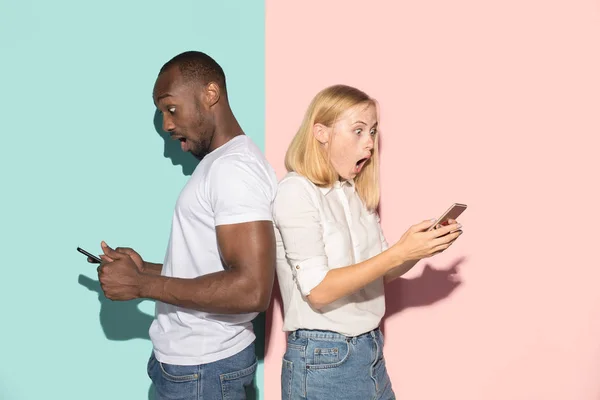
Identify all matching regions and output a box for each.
[292,256,329,296]
[274,177,329,296]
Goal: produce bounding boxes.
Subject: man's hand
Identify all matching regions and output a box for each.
[88,241,163,276]
[103,242,145,271]
[97,242,144,301]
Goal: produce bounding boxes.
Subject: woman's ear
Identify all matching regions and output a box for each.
[313,123,330,144]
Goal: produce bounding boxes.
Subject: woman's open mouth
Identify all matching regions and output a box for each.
[354,157,369,173]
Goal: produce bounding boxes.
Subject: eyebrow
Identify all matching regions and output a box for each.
[352,120,378,128]
[156,93,173,101]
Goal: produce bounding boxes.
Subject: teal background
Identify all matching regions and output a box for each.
[0,1,266,399]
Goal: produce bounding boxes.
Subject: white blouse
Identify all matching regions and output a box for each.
[273,171,389,337]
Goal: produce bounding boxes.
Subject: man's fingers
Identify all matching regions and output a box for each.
[115,247,135,256]
[101,241,124,260]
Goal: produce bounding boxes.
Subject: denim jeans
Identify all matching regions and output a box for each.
[147,342,257,400]
[281,328,395,400]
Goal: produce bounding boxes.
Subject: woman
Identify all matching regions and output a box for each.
[273,84,462,399]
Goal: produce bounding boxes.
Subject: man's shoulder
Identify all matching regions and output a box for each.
[204,136,278,190]
[212,136,268,166]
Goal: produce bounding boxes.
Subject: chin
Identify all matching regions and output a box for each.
[191,147,210,161]
[191,151,208,161]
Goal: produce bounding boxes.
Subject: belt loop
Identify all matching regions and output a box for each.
[291,330,297,340]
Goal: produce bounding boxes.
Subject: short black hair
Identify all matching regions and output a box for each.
[159,51,227,93]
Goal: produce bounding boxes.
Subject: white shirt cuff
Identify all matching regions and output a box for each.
[292,256,329,296]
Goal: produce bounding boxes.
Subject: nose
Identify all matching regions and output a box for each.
[162,112,176,132]
[365,134,374,151]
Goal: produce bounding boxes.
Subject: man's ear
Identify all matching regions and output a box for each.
[203,82,221,107]
[313,123,330,144]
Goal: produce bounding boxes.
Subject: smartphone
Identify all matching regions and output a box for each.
[427,203,467,231]
[77,247,102,263]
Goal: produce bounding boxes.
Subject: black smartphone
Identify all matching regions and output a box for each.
[77,247,102,263]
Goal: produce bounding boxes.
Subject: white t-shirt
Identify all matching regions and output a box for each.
[273,172,388,337]
[149,135,278,365]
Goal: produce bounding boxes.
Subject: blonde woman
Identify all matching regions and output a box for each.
[273,84,463,399]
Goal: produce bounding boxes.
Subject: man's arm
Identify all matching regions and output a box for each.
[137,220,275,313]
[142,262,163,276]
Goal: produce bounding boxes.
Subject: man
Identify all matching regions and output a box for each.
[91,51,277,399]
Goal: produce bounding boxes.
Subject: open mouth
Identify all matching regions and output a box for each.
[171,135,189,151]
[354,157,370,172]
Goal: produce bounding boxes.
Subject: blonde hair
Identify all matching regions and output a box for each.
[285,84,380,211]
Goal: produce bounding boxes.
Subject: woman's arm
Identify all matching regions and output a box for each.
[306,248,407,309]
[274,177,460,310]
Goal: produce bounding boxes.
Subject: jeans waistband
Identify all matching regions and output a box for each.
[289,327,380,342]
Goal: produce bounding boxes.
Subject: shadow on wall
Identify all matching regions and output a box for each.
[77,111,265,400]
[380,257,466,336]
[78,274,157,399]
[264,257,465,359]
[79,273,265,400]
[153,109,200,175]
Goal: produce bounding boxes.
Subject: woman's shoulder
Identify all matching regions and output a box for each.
[278,171,319,192]
[275,172,321,207]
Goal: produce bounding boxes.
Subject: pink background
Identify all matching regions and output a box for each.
[265,1,600,399]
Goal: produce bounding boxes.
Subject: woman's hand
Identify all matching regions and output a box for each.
[390,219,462,263]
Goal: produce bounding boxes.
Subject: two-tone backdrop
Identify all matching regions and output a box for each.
[2,0,599,399]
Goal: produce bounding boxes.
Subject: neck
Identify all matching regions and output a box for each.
[208,104,244,152]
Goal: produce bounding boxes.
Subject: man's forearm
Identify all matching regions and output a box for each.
[139,270,270,314]
[143,262,163,276]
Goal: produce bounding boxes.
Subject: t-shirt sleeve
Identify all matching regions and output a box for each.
[207,156,275,226]
[273,177,329,296]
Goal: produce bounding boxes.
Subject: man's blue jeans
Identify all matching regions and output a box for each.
[147,342,257,400]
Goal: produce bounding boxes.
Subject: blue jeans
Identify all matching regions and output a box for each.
[147,342,257,400]
[281,328,395,400]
